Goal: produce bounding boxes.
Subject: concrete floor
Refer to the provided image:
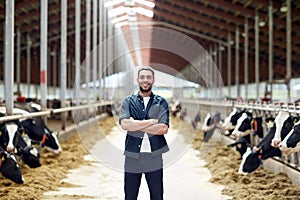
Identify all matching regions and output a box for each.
[44,126,232,200]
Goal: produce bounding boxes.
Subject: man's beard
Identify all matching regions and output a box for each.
[139,85,152,93]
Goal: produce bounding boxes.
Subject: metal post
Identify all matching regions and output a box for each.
[227,33,232,98]
[75,0,81,104]
[99,0,103,100]
[40,0,48,110]
[286,0,292,102]
[4,0,15,115]
[60,0,67,130]
[16,28,21,95]
[26,34,31,97]
[269,0,273,100]
[93,0,98,100]
[255,11,260,101]
[214,43,218,89]
[52,51,57,97]
[244,19,249,101]
[209,45,213,90]
[103,5,107,99]
[47,47,51,88]
[218,43,222,89]
[235,26,240,98]
[86,0,91,103]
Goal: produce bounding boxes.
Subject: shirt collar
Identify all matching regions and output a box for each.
[137,92,154,100]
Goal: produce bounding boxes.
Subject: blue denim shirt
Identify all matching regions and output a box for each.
[119,92,170,158]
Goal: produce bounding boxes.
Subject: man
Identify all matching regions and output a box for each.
[119,66,170,200]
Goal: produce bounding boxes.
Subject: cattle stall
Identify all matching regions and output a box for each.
[179,99,300,185]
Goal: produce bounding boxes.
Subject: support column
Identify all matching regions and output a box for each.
[93,0,98,100]
[99,0,103,99]
[227,33,232,98]
[286,0,292,102]
[75,0,81,104]
[244,19,249,101]
[235,26,240,98]
[27,34,31,97]
[51,50,57,97]
[268,0,274,100]
[60,0,67,130]
[86,0,91,103]
[4,0,15,115]
[16,28,21,95]
[255,11,260,101]
[40,0,48,109]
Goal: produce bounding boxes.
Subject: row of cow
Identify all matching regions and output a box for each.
[199,107,300,175]
[0,102,62,184]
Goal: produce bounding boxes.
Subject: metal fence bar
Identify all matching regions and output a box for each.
[0,101,111,122]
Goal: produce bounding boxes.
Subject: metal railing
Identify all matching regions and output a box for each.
[180,99,300,180]
[0,100,112,122]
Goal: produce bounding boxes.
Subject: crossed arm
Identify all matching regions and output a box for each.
[120,117,168,135]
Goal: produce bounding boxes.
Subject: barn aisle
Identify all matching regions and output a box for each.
[43,125,232,200]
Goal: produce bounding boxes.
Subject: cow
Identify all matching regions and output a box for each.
[0,118,41,168]
[170,101,181,117]
[227,111,258,158]
[238,111,294,174]
[191,111,201,130]
[228,137,251,160]
[279,120,300,154]
[222,108,244,136]
[232,112,254,138]
[0,146,24,184]
[253,117,264,138]
[271,111,293,147]
[201,112,221,142]
[14,103,62,154]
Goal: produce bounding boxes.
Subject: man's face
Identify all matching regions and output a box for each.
[137,70,155,93]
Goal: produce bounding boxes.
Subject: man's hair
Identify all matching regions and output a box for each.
[137,66,155,78]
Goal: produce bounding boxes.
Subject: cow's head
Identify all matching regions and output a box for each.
[202,113,213,132]
[271,111,293,147]
[0,123,9,150]
[265,117,275,129]
[0,147,24,184]
[228,137,249,158]
[43,132,62,154]
[232,113,252,138]
[5,122,20,153]
[279,121,300,154]
[286,121,300,148]
[14,131,41,168]
[21,119,62,154]
[222,108,244,131]
[238,147,262,174]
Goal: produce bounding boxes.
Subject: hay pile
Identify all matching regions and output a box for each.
[0,117,115,200]
[2,115,300,200]
[173,116,300,200]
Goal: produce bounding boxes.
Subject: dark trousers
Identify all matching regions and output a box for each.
[124,154,163,200]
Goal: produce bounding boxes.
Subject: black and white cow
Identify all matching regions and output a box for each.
[232,112,254,138]
[0,146,24,184]
[279,120,300,154]
[238,111,294,174]
[222,108,244,135]
[271,111,293,147]
[14,103,62,154]
[201,112,221,142]
[0,116,41,168]
[228,137,251,160]
[170,101,181,117]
